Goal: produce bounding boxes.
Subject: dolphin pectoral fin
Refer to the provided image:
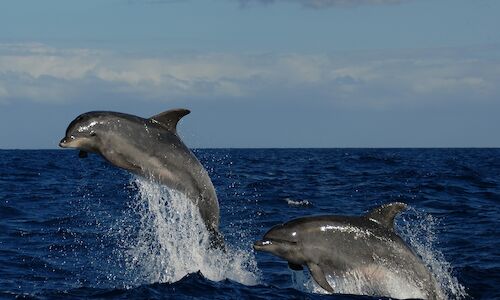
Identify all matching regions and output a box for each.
[288,262,303,271]
[366,202,408,230]
[308,263,334,293]
[150,108,190,134]
[78,150,88,158]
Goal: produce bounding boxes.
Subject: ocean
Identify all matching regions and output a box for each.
[0,148,498,299]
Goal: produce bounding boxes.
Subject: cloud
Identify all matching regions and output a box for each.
[0,43,499,108]
[130,0,410,9]
[238,0,408,9]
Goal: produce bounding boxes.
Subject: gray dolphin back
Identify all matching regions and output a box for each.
[365,202,407,229]
[150,109,190,134]
[145,109,220,232]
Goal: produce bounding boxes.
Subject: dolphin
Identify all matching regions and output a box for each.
[254,203,444,299]
[59,109,223,246]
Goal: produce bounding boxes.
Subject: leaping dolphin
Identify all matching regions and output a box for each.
[59,109,223,246]
[254,203,444,299]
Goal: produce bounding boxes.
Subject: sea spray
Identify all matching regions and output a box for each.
[116,177,259,286]
[398,207,467,299]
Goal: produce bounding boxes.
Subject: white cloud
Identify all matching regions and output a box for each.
[0,43,499,107]
[412,77,488,94]
[239,0,408,8]
[127,0,408,8]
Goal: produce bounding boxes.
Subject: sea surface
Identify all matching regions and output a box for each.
[0,149,498,299]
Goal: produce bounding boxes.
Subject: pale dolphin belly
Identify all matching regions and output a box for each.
[101,134,220,231]
[322,265,427,299]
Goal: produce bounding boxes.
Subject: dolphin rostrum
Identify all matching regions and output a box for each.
[59,109,223,246]
[254,203,444,299]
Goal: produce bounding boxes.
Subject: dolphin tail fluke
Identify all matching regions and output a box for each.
[365,202,407,230]
[308,263,334,293]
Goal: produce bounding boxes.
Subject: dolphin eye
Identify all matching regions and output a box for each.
[90,131,97,137]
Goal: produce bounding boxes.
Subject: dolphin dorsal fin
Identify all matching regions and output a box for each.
[150,108,190,134]
[366,202,407,230]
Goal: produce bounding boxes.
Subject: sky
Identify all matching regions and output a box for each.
[0,0,499,148]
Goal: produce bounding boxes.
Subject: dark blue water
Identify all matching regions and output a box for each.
[0,149,498,299]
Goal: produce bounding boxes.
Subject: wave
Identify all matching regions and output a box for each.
[284,198,313,208]
[31,272,381,300]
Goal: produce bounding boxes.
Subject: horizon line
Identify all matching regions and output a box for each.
[1,147,499,151]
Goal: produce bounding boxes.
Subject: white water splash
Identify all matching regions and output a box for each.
[115,177,259,286]
[285,198,312,207]
[398,208,467,299]
[291,207,466,300]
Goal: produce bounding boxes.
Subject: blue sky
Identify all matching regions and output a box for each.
[0,0,499,148]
